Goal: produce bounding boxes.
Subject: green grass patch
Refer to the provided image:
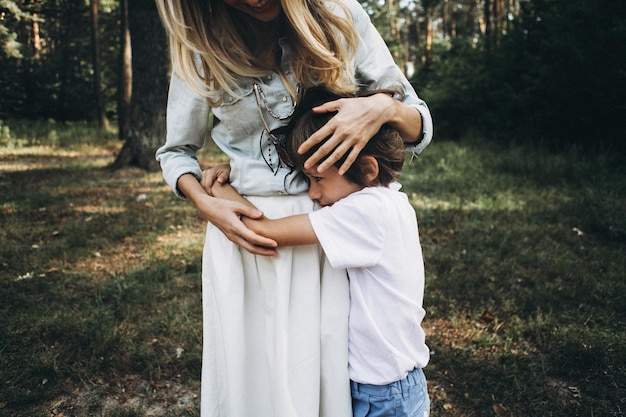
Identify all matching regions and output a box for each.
[402,138,626,416]
[1,124,624,416]
[0,119,118,149]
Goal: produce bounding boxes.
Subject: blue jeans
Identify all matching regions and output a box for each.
[351,368,430,417]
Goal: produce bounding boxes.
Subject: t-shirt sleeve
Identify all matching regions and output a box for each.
[308,192,387,269]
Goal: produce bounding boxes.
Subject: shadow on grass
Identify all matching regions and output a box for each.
[400,139,626,416]
[1,260,203,415]
[1,138,625,416]
[1,153,205,416]
[419,205,626,416]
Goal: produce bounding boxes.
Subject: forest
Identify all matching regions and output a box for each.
[2,0,624,158]
[1,0,625,416]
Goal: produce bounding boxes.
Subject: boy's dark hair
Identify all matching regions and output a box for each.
[276,86,406,187]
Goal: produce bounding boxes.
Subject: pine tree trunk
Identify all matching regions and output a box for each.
[424,8,433,66]
[112,0,168,171]
[90,0,110,130]
[484,0,492,45]
[117,0,132,140]
[33,13,41,60]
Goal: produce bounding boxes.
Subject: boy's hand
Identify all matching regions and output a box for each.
[201,163,231,196]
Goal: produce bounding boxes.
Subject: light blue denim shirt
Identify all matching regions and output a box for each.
[156,0,433,198]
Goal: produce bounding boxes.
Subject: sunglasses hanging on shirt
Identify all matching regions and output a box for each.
[253,81,299,170]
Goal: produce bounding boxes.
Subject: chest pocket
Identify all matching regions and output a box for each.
[213,80,258,140]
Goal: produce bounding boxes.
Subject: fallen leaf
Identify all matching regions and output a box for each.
[481,311,494,322]
[568,386,581,398]
[492,403,508,416]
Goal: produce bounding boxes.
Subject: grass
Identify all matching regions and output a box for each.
[1,121,624,416]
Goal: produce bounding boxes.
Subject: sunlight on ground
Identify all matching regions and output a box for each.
[0,145,119,171]
[71,204,127,215]
[2,141,624,416]
[61,218,205,283]
[410,192,527,211]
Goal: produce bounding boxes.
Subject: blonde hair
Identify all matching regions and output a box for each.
[155,0,360,106]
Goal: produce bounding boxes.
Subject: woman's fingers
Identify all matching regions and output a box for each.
[225,203,278,255]
[311,135,361,174]
[201,163,231,195]
[337,146,363,175]
[297,100,341,155]
[225,214,278,256]
[235,227,279,256]
[299,96,386,174]
[198,196,277,255]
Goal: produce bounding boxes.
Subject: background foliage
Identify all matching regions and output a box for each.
[1,0,624,150]
[419,0,626,149]
[0,0,119,120]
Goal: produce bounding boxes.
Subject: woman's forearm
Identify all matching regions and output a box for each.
[210,180,257,209]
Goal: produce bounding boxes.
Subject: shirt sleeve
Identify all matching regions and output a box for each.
[155,73,210,198]
[347,0,433,154]
[308,191,387,269]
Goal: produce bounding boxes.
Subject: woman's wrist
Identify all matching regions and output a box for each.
[178,173,214,207]
[385,97,423,144]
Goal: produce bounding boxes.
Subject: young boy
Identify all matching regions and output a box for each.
[212,87,430,417]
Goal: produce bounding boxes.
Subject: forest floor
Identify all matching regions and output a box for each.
[1,135,625,417]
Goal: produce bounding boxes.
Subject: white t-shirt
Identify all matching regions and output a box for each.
[308,184,430,385]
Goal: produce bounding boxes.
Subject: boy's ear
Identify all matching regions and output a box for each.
[360,155,379,185]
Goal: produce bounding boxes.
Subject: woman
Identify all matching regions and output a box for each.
[154,0,433,416]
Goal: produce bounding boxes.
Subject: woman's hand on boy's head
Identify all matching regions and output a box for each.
[299,94,390,175]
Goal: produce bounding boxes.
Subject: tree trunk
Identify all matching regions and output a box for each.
[90,0,110,130]
[117,0,132,140]
[57,6,71,121]
[424,7,433,66]
[402,9,411,77]
[442,0,448,39]
[484,0,492,44]
[388,0,397,39]
[112,0,168,171]
[33,13,41,60]
[476,0,486,35]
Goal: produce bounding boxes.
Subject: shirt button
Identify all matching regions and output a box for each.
[281,96,288,102]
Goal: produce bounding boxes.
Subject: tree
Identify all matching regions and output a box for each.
[0,0,27,58]
[112,0,168,171]
[117,0,131,140]
[360,0,417,75]
[90,0,110,130]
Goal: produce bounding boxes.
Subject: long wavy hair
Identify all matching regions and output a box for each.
[155,0,360,106]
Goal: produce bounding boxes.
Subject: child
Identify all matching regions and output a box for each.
[212,87,430,417]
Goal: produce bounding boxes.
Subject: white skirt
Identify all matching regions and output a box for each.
[200,194,352,417]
